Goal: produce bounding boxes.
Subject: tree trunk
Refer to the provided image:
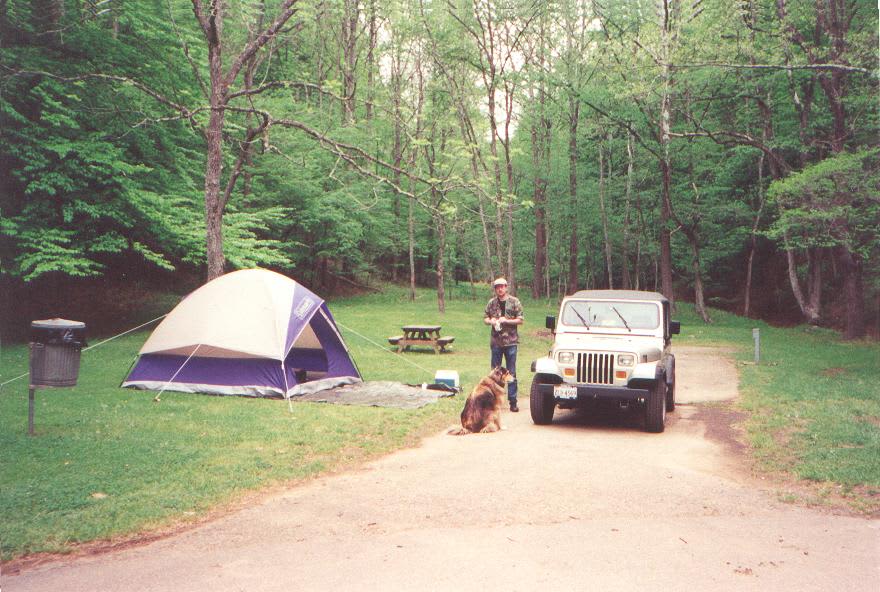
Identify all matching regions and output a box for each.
[365,0,376,120]
[408,193,416,301]
[390,46,404,283]
[784,240,821,324]
[530,25,550,299]
[658,0,675,307]
[598,137,613,289]
[341,0,358,125]
[744,91,774,316]
[502,83,517,292]
[456,109,495,280]
[204,17,227,282]
[659,158,674,304]
[743,232,757,317]
[487,85,505,277]
[567,97,579,292]
[532,163,547,299]
[836,247,865,340]
[436,213,446,313]
[621,133,634,290]
[815,3,863,339]
[683,227,710,322]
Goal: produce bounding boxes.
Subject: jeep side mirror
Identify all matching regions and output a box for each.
[545,315,556,331]
[670,320,681,335]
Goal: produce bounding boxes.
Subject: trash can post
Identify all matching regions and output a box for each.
[28,387,36,436]
[752,328,760,364]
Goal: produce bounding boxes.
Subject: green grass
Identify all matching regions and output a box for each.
[1,285,877,561]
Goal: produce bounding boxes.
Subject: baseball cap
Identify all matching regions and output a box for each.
[493,277,508,287]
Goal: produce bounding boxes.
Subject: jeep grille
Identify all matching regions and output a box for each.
[577,352,614,384]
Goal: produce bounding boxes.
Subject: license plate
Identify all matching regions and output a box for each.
[554,385,577,400]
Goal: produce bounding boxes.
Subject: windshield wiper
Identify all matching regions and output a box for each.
[611,306,631,332]
[572,307,591,329]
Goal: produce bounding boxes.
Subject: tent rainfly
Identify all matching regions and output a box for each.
[122,269,361,398]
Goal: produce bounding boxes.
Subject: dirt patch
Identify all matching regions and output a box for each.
[691,402,749,459]
[820,367,847,377]
[862,416,880,428]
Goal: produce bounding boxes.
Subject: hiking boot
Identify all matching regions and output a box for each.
[510,404,519,412]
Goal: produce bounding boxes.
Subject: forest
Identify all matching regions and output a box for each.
[1,0,878,341]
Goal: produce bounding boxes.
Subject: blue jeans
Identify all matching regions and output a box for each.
[490,344,518,404]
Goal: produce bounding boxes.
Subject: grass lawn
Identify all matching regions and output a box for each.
[1,284,877,561]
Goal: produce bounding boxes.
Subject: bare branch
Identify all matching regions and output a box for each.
[226,80,347,103]
[170,0,209,99]
[225,0,300,90]
[219,111,270,212]
[675,62,874,76]
[0,67,196,123]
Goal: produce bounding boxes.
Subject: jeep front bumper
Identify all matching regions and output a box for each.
[537,383,650,403]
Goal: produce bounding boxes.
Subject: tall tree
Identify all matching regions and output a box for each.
[190,0,300,280]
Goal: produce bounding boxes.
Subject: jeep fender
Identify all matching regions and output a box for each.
[531,357,563,384]
[630,360,660,381]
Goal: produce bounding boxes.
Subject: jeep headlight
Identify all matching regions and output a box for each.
[617,354,635,367]
[558,351,574,363]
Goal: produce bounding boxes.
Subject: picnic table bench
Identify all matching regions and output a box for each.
[388,325,455,354]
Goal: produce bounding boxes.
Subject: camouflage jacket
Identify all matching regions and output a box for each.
[484,295,523,348]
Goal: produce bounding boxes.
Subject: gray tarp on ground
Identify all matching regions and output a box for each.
[290,381,457,409]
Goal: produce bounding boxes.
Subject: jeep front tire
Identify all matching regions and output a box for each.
[645,376,667,433]
[529,378,555,425]
[665,357,676,412]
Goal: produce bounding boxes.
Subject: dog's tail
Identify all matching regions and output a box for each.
[446,426,472,436]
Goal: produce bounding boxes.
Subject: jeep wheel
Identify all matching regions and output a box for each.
[529,378,555,425]
[665,375,675,413]
[665,358,676,412]
[645,377,666,433]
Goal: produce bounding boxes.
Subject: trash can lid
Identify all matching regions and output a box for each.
[31,318,86,329]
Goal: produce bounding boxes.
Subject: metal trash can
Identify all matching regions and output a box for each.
[29,318,86,387]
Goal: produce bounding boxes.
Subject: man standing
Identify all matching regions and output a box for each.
[483,277,524,412]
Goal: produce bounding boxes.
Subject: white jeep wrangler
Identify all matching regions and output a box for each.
[530,290,680,433]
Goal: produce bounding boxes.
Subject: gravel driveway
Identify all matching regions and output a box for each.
[5,346,878,591]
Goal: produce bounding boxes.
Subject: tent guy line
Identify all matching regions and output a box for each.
[0,314,168,391]
[333,320,435,377]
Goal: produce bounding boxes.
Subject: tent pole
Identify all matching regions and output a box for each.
[154,344,201,402]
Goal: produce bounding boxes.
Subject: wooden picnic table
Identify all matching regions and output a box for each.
[388,325,455,354]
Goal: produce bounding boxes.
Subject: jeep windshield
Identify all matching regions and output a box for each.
[561,300,660,331]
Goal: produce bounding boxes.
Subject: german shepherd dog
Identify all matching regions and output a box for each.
[447,367,513,435]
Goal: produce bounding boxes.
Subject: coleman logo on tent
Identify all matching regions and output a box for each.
[294,297,316,320]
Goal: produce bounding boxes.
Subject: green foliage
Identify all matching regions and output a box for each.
[1,0,878,331]
[766,149,880,258]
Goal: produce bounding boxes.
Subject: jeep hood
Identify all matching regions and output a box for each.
[552,333,662,359]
